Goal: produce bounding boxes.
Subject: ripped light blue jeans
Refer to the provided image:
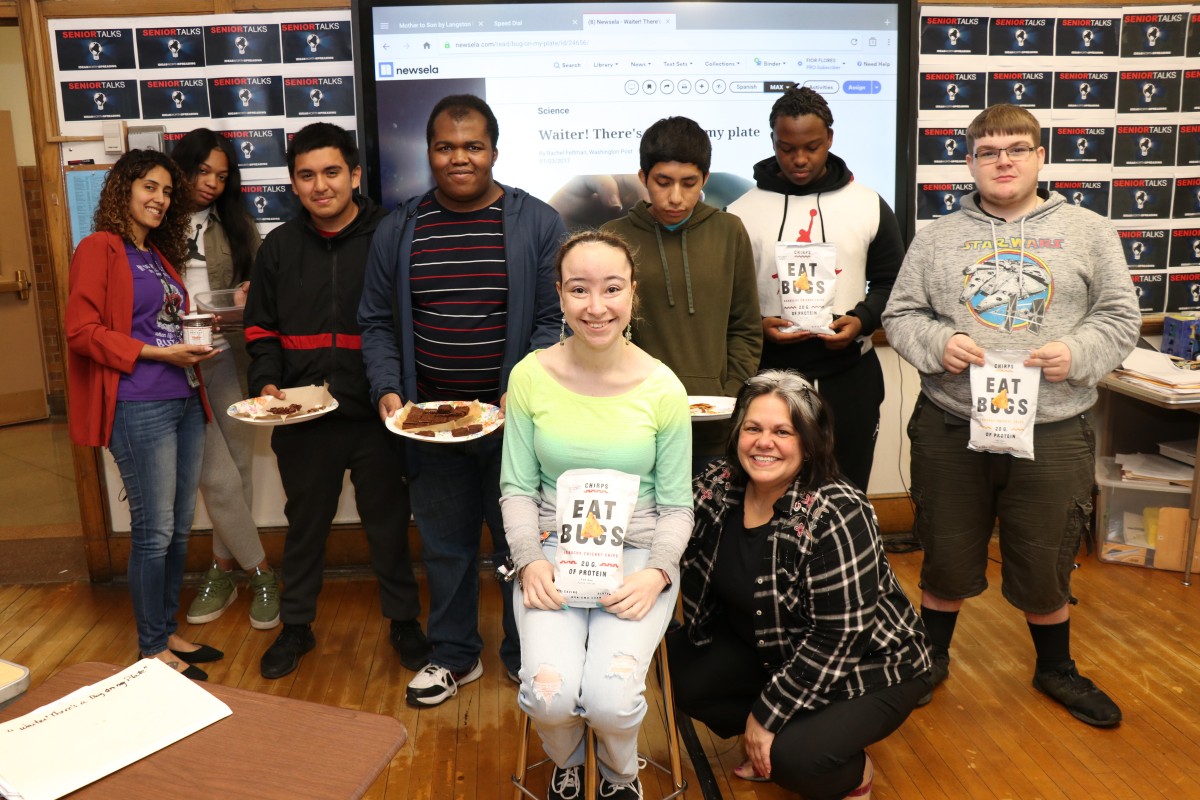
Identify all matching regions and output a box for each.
[514,544,679,783]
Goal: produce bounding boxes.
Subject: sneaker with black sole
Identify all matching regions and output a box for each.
[916,646,950,707]
[405,660,483,707]
[548,764,583,800]
[1032,659,1122,727]
[260,623,315,679]
[186,564,236,624]
[598,775,643,800]
[390,618,431,670]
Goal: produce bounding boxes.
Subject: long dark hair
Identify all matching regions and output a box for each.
[93,149,190,268]
[725,369,841,490]
[169,128,260,283]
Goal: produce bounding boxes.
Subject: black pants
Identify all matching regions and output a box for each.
[271,416,420,626]
[667,621,930,800]
[814,349,884,493]
[761,347,884,492]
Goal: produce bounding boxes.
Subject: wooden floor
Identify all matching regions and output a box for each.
[4,544,1200,799]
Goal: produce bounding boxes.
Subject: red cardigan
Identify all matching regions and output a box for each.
[65,231,212,447]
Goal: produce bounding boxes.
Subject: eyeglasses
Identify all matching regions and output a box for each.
[972,145,1037,164]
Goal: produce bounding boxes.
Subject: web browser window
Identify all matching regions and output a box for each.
[357,1,905,221]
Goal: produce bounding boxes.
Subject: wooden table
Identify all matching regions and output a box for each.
[0,662,406,798]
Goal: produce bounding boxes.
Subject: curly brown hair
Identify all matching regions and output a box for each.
[92,149,191,268]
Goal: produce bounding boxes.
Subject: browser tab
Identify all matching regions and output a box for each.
[582,14,676,31]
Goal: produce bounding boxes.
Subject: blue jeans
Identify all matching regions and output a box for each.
[409,433,519,673]
[515,544,679,783]
[108,396,206,655]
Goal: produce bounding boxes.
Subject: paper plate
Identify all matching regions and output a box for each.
[388,401,503,443]
[687,396,736,421]
[227,384,339,427]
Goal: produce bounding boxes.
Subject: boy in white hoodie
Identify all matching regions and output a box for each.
[883,104,1140,727]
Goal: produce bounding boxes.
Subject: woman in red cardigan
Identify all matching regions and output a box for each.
[66,149,222,680]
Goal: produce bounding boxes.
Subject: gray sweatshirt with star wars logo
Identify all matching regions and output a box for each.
[882,190,1141,423]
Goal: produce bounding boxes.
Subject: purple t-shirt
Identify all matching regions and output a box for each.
[117,244,193,401]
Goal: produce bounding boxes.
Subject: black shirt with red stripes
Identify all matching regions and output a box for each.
[243,195,388,419]
[408,193,509,403]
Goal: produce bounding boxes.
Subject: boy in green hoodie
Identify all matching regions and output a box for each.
[602,117,761,467]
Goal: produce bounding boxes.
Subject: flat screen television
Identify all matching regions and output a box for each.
[353,0,914,232]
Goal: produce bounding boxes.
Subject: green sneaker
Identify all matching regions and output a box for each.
[187,564,236,624]
[248,567,281,630]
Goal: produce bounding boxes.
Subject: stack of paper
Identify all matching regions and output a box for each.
[1115,452,1194,489]
[1114,349,1200,396]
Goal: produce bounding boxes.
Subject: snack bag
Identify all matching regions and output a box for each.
[553,469,640,606]
[774,242,838,334]
[968,349,1040,459]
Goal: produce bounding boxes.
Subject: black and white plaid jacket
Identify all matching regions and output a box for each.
[681,459,931,733]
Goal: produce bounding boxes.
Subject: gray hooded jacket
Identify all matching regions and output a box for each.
[882,190,1141,423]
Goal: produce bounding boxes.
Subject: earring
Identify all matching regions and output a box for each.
[559,316,567,345]
[624,322,632,344]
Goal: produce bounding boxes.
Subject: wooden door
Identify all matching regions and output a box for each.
[0,110,47,426]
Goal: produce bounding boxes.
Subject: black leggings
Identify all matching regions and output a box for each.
[667,622,930,800]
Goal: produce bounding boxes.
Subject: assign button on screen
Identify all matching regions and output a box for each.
[843,80,882,94]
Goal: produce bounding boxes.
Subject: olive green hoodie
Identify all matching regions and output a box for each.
[603,201,762,455]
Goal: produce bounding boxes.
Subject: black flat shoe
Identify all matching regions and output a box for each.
[169,643,224,664]
[182,664,208,681]
[139,654,208,681]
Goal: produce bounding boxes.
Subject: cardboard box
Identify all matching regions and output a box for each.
[1150,507,1200,572]
[1100,542,1149,566]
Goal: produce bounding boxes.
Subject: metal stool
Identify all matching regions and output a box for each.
[512,637,688,800]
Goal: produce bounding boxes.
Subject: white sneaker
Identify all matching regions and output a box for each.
[405,659,483,707]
